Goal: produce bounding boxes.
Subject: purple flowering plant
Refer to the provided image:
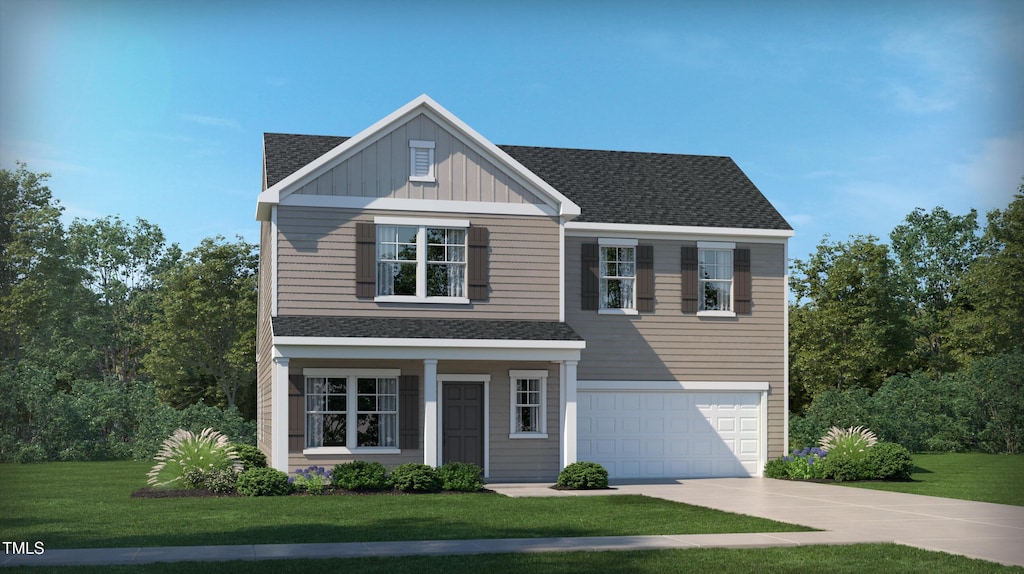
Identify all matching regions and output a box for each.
[290,465,332,495]
[781,446,828,479]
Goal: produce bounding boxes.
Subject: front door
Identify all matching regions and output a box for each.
[442,383,484,467]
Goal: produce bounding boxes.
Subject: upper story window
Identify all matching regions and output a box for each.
[409,140,435,182]
[699,247,733,312]
[374,217,469,303]
[599,238,638,314]
[681,241,750,317]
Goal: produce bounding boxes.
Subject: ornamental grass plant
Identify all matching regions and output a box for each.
[146,428,242,489]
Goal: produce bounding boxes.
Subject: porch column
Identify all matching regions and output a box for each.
[561,360,578,468]
[271,356,290,472]
[423,359,439,467]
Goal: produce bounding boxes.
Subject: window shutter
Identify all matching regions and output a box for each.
[468,226,489,301]
[636,244,655,312]
[399,375,420,450]
[289,374,304,453]
[734,248,752,314]
[355,222,376,298]
[681,245,698,314]
[581,243,599,310]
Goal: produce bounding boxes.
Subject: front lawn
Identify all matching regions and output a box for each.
[5,544,1021,574]
[0,462,810,549]
[839,453,1024,506]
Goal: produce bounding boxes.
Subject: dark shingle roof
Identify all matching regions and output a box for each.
[273,316,582,341]
[263,133,791,230]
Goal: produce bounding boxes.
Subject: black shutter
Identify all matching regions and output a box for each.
[581,243,599,310]
[355,222,376,298]
[734,248,752,314]
[288,374,305,453]
[467,226,489,301]
[681,245,698,313]
[636,245,655,312]
[399,375,420,449]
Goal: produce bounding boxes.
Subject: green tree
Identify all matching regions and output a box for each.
[145,236,257,412]
[890,206,985,375]
[951,187,1024,360]
[789,235,913,408]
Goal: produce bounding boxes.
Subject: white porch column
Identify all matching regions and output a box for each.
[423,359,439,467]
[271,356,290,472]
[561,360,578,468]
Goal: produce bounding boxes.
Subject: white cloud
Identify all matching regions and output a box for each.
[180,113,241,130]
[950,133,1024,209]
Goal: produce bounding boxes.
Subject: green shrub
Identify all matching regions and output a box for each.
[232,443,267,471]
[389,463,441,493]
[764,457,791,479]
[789,388,874,449]
[817,452,865,482]
[438,461,484,492]
[146,428,242,489]
[183,467,239,493]
[332,461,390,491]
[957,352,1024,454]
[557,461,609,489]
[863,442,913,480]
[236,467,291,496]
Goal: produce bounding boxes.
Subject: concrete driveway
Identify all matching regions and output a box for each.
[489,478,1024,567]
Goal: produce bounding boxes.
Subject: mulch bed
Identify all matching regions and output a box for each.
[131,486,497,498]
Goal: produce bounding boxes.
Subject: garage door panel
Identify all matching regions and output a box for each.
[578,390,762,480]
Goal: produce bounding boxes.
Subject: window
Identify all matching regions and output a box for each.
[699,248,733,312]
[509,370,548,438]
[376,220,467,302]
[304,369,401,451]
[600,240,637,312]
[409,140,435,182]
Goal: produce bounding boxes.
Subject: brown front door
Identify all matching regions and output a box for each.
[442,383,484,467]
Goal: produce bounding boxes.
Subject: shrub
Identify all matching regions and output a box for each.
[817,452,865,482]
[763,447,827,480]
[863,442,913,480]
[232,443,267,471]
[557,462,609,489]
[438,461,484,492]
[146,428,242,489]
[819,426,878,461]
[290,466,332,495]
[763,457,791,479]
[789,388,874,449]
[183,468,239,493]
[333,461,390,491]
[236,467,291,496]
[389,463,441,493]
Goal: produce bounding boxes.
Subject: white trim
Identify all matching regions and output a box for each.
[759,389,769,477]
[598,308,639,316]
[509,369,549,378]
[374,295,470,305]
[508,433,549,439]
[559,220,566,322]
[374,216,469,228]
[409,141,435,184]
[437,374,491,477]
[509,370,548,437]
[270,206,279,318]
[566,221,793,241]
[423,359,438,467]
[697,310,737,318]
[409,139,435,149]
[562,360,578,468]
[698,241,736,249]
[783,239,790,455]
[303,447,401,455]
[270,357,289,472]
[275,336,585,350]
[302,368,401,377]
[280,194,557,217]
[598,237,638,247]
[577,380,770,392]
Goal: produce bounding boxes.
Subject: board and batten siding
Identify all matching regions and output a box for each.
[275,206,561,320]
[565,236,788,459]
[256,220,274,459]
[295,113,546,206]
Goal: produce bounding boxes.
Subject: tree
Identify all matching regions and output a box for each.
[145,237,257,411]
[889,206,985,375]
[789,235,913,408]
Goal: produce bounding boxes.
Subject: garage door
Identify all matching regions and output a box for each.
[577,390,763,479]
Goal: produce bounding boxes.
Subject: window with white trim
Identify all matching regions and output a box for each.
[509,370,548,438]
[376,224,467,301]
[409,140,435,182]
[699,248,733,312]
[600,244,636,310]
[305,369,400,451]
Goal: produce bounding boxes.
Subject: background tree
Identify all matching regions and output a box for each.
[890,206,985,376]
[789,235,913,409]
[145,237,257,413]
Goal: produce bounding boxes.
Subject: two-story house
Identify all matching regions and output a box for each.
[256,95,793,481]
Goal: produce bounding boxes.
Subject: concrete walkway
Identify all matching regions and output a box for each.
[3,478,1022,568]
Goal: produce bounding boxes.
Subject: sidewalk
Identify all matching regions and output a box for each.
[4,478,1023,568]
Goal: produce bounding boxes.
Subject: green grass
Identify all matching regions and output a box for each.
[840,453,1024,506]
[5,545,1022,574]
[0,462,810,549]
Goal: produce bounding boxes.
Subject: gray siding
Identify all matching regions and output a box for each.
[256,220,273,459]
[565,236,788,459]
[296,113,545,205]
[276,206,560,320]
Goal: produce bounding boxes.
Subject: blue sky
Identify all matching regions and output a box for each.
[2,0,1021,263]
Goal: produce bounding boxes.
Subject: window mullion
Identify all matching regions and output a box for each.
[346,376,356,448]
[417,226,426,298]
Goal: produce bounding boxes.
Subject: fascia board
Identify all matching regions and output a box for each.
[274,336,585,350]
[565,221,794,242]
[273,343,583,363]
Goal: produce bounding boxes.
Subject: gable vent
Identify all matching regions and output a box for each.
[409,140,435,182]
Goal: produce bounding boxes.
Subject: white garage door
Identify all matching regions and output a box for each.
[577,390,763,479]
